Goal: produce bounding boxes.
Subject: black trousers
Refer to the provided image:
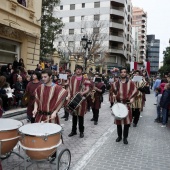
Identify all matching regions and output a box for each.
[64,109,69,118]
[132,108,140,125]
[72,115,84,133]
[92,108,99,122]
[117,124,130,139]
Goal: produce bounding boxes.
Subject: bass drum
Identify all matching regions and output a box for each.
[111,102,128,120]
[19,123,62,160]
[0,118,23,155]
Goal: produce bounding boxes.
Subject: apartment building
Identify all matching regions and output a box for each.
[132,7,147,63]
[0,0,42,70]
[147,35,160,74]
[54,0,133,70]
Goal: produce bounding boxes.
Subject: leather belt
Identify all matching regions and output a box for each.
[38,111,52,115]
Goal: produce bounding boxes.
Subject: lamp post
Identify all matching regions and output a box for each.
[81,35,92,72]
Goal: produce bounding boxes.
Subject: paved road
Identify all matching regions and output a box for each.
[82,91,170,170]
[1,91,170,170]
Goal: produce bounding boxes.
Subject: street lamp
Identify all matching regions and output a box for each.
[81,35,92,72]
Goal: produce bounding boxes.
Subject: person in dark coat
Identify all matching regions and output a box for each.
[160,83,170,127]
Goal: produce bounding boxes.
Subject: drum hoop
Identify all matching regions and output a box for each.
[19,140,62,151]
[19,131,61,137]
[18,123,62,136]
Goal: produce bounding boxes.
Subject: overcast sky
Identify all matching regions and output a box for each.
[131,0,170,62]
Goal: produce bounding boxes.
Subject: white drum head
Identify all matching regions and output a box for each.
[19,123,62,136]
[112,103,128,119]
[0,118,23,131]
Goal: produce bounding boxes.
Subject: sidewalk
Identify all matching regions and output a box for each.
[80,91,170,170]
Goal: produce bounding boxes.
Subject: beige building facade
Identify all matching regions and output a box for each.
[132,7,147,62]
[0,0,42,70]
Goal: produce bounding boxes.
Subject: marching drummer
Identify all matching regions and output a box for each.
[32,69,68,124]
[68,65,90,138]
[110,68,137,144]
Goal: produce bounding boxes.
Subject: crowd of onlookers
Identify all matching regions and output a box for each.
[153,74,170,127]
[0,58,59,114]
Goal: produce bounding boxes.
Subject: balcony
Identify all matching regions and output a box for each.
[109,35,124,43]
[109,47,125,55]
[110,21,124,30]
[111,0,125,6]
[110,9,124,18]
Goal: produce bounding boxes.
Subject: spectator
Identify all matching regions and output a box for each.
[51,63,58,71]
[20,67,27,81]
[154,87,162,123]
[160,83,170,127]
[40,60,45,70]
[18,58,25,69]
[13,56,19,70]
[0,76,9,111]
[153,76,161,91]
[159,78,168,94]
[35,64,43,72]
[0,97,3,117]
[14,75,25,107]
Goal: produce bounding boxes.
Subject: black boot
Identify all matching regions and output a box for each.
[116,137,122,142]
[123,138,128,144]
[68,132,77,137]
[80,132,84,138]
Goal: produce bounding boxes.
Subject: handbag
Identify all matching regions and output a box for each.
[21,92,30,106]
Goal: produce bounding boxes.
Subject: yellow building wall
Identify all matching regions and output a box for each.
[0,0,42,70]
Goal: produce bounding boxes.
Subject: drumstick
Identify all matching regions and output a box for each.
[41,117,54,123]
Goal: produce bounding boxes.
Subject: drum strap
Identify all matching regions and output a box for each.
[79,76,84,92]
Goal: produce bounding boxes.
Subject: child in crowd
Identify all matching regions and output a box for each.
[154,87,162,123]
[160,83,170,127]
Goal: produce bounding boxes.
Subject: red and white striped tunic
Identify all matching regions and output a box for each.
[34,83,68,124]
[69,76,90,116]
[111,80,137,125]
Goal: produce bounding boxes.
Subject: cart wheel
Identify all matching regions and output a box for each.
[58,148,71,170]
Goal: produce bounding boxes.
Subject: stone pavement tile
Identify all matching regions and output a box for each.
[83,92,170,170]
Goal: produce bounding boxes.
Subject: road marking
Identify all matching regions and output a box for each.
[71,124,116,170]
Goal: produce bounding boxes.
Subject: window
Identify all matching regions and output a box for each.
[94,2,100,8]
[68,41,74,47]
[69,16,75,22]
[58,42,62,46]
[81,16,84,20]
[60,5,63,10]
[82,3,85,8]
[70,4,75,10]
[93,27,99,34]
[69,29,74,35]
[81,28,84,33]
[94,14,100,21]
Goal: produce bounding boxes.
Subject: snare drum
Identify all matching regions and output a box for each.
[65,93,84,114]
[19,123,62,160]
[111,102,128,120]
[0,118,22,155]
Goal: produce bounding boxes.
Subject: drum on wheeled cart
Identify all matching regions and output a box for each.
[18,123,71,170]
